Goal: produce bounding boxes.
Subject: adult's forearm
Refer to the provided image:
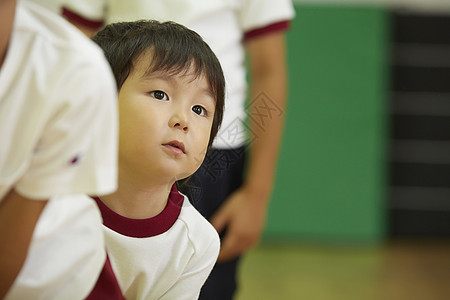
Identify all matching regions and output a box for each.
[244,32,288,200]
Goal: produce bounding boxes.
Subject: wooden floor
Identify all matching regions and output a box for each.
[235,239,450,300]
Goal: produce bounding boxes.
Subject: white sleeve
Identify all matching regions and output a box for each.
[25,0,107,21]
[16,49,118,199]
[62,0,107,21]
[237,0,295,31]
[160,235,220,300]
[23,0,66,14]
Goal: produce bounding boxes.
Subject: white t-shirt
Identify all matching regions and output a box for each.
[93,185,220,300]
[1,1,118,299]
[28,0,295,149]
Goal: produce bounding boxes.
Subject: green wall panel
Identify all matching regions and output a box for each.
[264,4,389,243]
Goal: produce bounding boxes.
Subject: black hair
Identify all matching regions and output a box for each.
[92,20,225,150]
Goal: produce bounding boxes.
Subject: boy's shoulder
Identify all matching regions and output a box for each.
[177,194,220,252]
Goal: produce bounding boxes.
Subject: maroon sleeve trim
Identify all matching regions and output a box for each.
[244,20,291,41]
[62,7,104,30]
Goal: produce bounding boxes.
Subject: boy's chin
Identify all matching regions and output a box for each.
[173,171,194,182]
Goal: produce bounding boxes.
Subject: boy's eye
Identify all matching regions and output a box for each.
[192,105,207,116]
[149,90,168,101]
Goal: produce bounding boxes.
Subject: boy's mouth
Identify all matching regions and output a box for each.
[163,140,186,154]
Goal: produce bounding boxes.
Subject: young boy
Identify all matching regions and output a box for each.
[91,20,225,299]
[0,0,120,299]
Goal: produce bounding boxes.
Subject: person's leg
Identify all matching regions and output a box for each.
[179,146,246,300]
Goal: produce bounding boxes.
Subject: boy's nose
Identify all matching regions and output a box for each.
[169,114,189,132]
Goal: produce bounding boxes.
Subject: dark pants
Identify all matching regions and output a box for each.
[179,147,246,300]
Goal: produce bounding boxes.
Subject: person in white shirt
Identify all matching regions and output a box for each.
[0,1,120,299]
[90,20,225,299]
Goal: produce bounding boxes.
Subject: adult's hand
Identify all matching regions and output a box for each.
[210,185,268,262]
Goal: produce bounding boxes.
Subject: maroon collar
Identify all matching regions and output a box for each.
[92,184,184,238]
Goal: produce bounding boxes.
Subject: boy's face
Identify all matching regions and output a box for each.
[117,55,215,183]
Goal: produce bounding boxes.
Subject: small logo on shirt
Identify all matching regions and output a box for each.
[69,154,81,165]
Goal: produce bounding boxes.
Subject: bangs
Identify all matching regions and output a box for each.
[140,47,219,102]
